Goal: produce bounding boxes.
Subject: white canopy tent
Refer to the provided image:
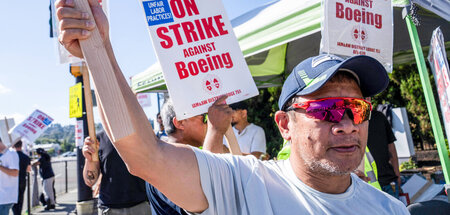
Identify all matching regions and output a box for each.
[131,0,449,93]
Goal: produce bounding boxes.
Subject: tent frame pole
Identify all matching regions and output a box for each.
[404,13,450,184]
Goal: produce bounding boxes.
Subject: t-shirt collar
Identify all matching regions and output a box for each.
[283,158,356,199]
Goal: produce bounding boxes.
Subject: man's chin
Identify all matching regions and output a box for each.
[308,159,360,176]
[231,122,237,126]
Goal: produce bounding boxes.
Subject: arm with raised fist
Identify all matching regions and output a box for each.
[55,0,208,212]
[203,96,233,153]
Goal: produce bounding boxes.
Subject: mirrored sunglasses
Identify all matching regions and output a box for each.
[285,97,372,124]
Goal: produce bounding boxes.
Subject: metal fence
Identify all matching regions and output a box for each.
[22,157,77,215]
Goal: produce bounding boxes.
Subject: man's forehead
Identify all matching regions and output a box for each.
[298,81,363,101]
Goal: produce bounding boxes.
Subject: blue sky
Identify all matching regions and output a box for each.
[0,0,272,127]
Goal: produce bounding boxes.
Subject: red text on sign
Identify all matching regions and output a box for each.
[170,0,199,18]
[176,52,233,79]
[336,2,382,29]
[22,124,37,134]
[157,15,229,49]
[183,42,216,58]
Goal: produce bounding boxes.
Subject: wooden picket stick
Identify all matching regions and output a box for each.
[224,125,242,155]
[73,0,135,142]
[81,63,99,161]
[4,117,13,147]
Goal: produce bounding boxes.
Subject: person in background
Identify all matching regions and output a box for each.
[227,101,267,158]
[12,140,31,215]
[0,137,19,215]
[155,113,168,141]
[366,109,401,198]
[145,97,231,215]
[32,148,55,211]
[83,131,151,215]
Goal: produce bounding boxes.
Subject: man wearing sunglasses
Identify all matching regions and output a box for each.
[55,1,408,213]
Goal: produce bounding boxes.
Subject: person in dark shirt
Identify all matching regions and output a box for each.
[32,148,55,210]
[367,110,401,199]
[12,141,31,215]
[82,131,150,215]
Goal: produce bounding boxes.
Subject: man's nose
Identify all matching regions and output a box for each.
[332,112,359,135]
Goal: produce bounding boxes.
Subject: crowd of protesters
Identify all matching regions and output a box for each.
[6,0,449,214]
[53,0,411,214]
[0,137,57,215]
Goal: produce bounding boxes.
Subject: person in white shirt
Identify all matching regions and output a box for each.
[55,1,408,213]
[226,101,266,158]
[0,137,19,215]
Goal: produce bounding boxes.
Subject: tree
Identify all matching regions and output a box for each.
[373,62,448,150]
[246,87,283,158]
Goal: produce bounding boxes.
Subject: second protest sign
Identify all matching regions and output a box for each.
[139,0,258,120]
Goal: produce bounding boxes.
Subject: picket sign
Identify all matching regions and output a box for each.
[73,0,157,150]
[52,0,109,64]
[81,63,99,161]
[225,125,241,155]
[9,110,53,143]
[321,0,393,71]
[73,0,135,142]
[73,0,242,156]
[139,0,259,120]
[4,117,14,146]
[0,117,15,149]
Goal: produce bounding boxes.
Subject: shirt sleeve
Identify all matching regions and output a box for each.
[250,126,266,154]
[8,151,20,170]
[192,147,255,215]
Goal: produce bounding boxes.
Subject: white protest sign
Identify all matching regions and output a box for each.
[428,27,450,143]
[75,120,84,147]
[0,118,15,147]
[321,0,393,71]
[51,0,109,64]
[139,0,259,120]
[137,93,152,107]
[10,110,54,143]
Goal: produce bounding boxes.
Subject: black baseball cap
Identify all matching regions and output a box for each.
[278,54,389,110]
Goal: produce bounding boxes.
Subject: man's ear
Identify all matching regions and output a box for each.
[274,111,291,140]
[240,109,248,120]
[172,117,185,130]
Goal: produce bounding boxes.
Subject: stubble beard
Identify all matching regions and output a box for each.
[303,157,352,176]
[301,142,363,176]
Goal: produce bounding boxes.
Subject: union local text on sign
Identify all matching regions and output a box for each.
[139,0,258,120]
[321,0,393,71]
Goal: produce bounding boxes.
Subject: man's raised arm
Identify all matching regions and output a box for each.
[55,0,208,212]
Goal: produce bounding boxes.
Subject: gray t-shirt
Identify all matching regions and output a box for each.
[192,148,408,215]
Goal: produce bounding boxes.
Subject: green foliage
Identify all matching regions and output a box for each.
[400,158,418,172]
[47,148,55,155]
[35,123,76,153]
[246,87,283,158]
[372,63,448,149]
[60,139,75,153]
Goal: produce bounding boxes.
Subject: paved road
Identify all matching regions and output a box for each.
[10,157,79,215]
[30,189,78,215]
